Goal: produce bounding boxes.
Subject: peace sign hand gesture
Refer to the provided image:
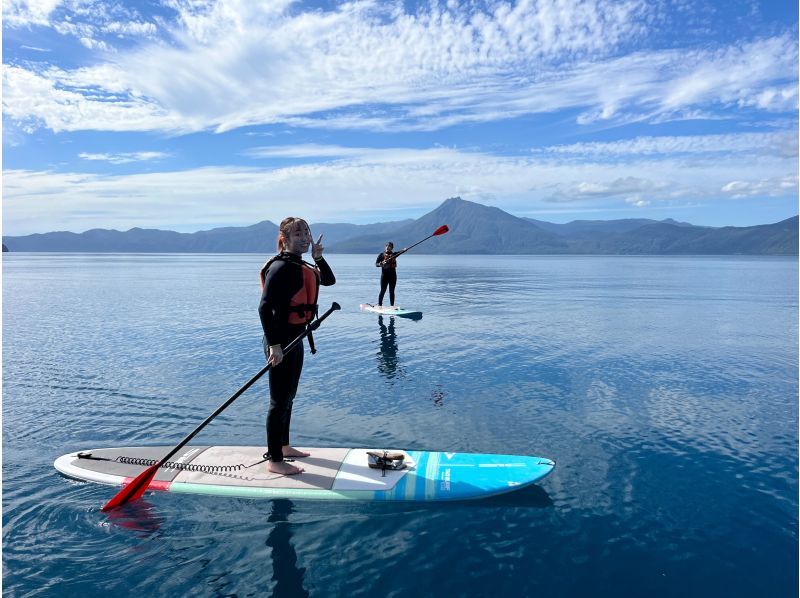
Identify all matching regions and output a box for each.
[311,233,325,260]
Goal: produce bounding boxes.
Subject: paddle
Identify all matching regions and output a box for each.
[381,224,449,264]
[101,302,341,511]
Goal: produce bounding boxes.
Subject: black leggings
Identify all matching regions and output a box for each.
[264,337,304,462]
[379,269,397,306]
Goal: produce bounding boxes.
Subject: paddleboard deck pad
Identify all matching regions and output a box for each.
[54,446,554,501]
[360,303,422,317]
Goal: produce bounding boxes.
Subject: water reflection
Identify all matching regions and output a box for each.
[376,315,404,380]
[266,499,308,597]
[104,499,164,536]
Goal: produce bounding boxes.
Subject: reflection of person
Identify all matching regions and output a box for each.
[377,315,400,379]
[259,217,335,476]
[266,499,309,597]
[375,241,399,306]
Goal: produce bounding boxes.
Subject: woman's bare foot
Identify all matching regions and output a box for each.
[282,446,310,458]
[268,461,304,475]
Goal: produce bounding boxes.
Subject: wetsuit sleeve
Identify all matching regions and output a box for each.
[315,257,336,286]
[258,260,296,347]
[376,252,385,267]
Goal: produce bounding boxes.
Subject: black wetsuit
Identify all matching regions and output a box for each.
[376,251,397,306]
[258,252,335,462]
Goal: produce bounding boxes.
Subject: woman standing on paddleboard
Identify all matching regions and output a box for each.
[376,241,400,307]
[259,217,335,475]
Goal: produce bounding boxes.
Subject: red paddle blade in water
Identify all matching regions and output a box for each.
[101,464,159,511]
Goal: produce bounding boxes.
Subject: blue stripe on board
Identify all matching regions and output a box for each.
[424,451,440,500]
[412,452,429,501]
[386,473,406,501]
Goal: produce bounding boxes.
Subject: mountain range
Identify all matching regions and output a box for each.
[3,197,797,255]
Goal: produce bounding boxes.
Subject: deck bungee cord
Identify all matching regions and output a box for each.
[78,451,266,474]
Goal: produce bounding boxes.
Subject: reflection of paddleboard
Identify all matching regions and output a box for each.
[360,303,422,317]
[54,446,555,502]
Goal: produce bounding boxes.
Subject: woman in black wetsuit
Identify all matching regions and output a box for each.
[258,217,335,475]
[375,241,398,307]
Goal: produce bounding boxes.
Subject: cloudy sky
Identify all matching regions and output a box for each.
[3,0,798,235]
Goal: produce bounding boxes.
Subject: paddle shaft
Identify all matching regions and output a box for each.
[400,232,437,254]
[153,366,267,466]
[102,301,340,510]
[381,225,448,265]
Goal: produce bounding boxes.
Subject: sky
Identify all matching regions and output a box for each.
[2,0,798,235]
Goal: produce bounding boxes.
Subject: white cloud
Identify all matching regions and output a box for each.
[78,151,169,164]
[20,44,52,52]
[105,20,158,37]
[547,176,670,202]
[6,0,159,53]
[625,197,651,208]
[747,86,798,111]
[70,18,156,45]
[2,65,188,133]
[721,176,799,198]
[538,132,798,158]
[3,0,63,27]
[78,37,112,52]
[0,1,656,134]
[4,141,796,234]
[663,37,798,112]
[243,144,370,159]
[3,2,796,136]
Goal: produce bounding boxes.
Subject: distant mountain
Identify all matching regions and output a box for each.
[3,221,279,253]
[328,198,797,255]
[306,219,414,247]
[1,219,411,254]
[2,197,797,255]
[524,217,696,236]
[330,197,566,253]
[520,217,705,253]
[597,217,799,255]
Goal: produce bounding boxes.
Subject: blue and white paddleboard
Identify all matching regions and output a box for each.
[360,303,422,317]
[55,446,554,502]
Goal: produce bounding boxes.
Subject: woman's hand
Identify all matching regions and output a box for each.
[268,344,284,367]
[311,233,324,260]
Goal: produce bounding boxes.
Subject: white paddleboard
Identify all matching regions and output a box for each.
[360,303,422,317]
[54,446,555,502]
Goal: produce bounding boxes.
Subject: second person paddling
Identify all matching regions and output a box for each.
[376,241,401,307]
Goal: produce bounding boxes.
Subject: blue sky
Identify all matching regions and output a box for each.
[3,0,798,235]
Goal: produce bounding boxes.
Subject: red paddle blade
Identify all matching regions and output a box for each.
[433,225,449,236]
[101,464,159,511]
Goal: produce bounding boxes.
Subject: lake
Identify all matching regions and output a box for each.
[3,253,798,596]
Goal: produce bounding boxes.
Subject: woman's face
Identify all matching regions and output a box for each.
[285,222,311,255]
[385,244,393,253]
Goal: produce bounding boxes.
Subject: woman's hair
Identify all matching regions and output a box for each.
[385,241,394,249]
[277,216,309,251]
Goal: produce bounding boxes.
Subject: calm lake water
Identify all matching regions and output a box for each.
[3,253,798,597]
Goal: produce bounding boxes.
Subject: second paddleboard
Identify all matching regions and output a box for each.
[360,303,422,317]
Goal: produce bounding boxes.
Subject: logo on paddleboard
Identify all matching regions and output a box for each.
[440,468,451,491]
